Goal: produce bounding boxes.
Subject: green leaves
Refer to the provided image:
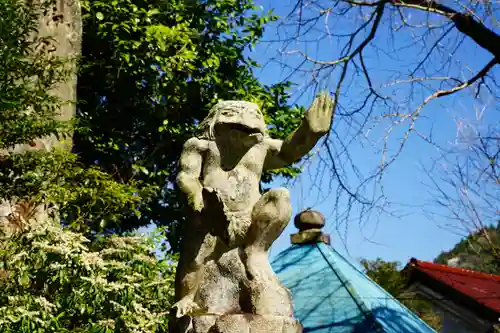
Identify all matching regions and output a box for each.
[361,258,442,330]
[0,2,176,331]
[76,0,305,249]
[0,149,158,235]
[434,223,500,274]
[0,217,176,332]
[0,0,70,149]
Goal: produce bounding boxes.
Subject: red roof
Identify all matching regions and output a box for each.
[408,258,500,314]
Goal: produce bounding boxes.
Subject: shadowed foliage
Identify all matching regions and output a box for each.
[75,0,305,251]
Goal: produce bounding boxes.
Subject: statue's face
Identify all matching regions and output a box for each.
[212,101,266,141]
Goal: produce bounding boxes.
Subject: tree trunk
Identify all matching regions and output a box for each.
[0,0,82,224]
[16,0,82,153]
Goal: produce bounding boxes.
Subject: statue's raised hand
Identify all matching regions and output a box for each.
[304,92,334,135]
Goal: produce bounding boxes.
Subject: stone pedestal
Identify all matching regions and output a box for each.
[185,315,302,333]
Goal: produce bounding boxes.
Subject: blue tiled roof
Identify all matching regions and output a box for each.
[271,243,437,333]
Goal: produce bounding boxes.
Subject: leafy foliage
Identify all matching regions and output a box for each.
[360,259,405,296]
[0,1,176,332]
[0,0,157,236]
[0,149,157,234]
[0,0,306,329]
[75,0,305,249]
[361,258,442,331]
[0,207,175,333]
[434,223,500,274]
[0,0,70,149]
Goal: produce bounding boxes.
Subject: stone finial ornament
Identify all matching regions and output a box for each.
[294,210,325,230]
[291,210,330,245]
[172,93,334,333]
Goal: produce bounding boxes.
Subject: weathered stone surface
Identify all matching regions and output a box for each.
[291,210,330,245]
[172,93,334,333]
[294,210,325,230]
[290,229,331,245]
[190,314,302,333]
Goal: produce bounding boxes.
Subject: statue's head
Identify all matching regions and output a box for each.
[198,101,267,142]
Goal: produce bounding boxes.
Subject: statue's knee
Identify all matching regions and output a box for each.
[265,188,291,216]
[247,188,292,250]
[264,187,290,203]
[253,188,292,224]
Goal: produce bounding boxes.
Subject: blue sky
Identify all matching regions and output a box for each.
[246,0,499,265]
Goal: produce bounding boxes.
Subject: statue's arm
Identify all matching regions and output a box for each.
[176,137,206,212]
[264,92,334,170]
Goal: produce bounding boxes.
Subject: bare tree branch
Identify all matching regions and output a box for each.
[344,0,500,58]
[263,0,499,243]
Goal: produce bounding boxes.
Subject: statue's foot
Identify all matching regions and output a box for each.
[173,297,202,318]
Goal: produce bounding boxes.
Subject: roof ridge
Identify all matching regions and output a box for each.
[410,258,500,282]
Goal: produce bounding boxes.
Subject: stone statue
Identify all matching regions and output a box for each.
[172,93,334,333]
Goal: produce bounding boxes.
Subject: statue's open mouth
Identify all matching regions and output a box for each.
[225,123,262,135]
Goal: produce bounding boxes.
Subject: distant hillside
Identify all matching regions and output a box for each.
[434,223,500,274]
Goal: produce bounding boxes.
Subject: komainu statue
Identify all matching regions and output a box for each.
[172,93,334,333]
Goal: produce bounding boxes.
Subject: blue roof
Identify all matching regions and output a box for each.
[271,243,437,333]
